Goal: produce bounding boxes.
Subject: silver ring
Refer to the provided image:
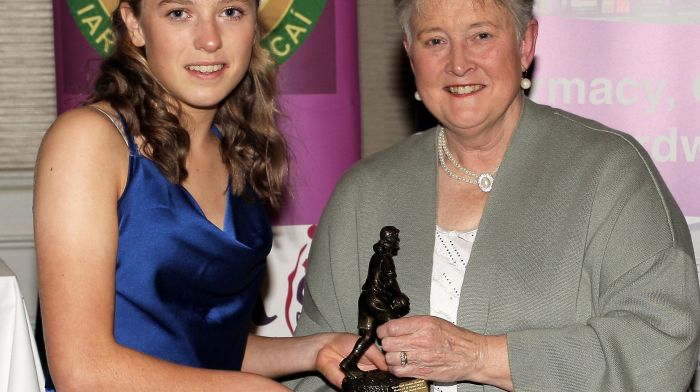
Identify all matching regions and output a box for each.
[400,351,408,367]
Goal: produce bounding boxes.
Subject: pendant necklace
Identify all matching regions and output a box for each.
[437,126,499,193]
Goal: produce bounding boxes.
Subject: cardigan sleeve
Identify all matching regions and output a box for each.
[506,143,700,392]
[507,248,699,391]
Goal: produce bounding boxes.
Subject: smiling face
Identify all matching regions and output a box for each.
[405,0,537,138]
[120,0,257,114]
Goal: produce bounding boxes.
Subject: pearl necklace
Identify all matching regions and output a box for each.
[437,126,499,193]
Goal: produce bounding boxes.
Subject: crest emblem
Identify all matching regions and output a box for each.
[66,0,326,64]
[67,0,118,57]
[259,0,326,63]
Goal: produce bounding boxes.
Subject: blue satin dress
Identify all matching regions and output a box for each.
[45,121,271,390]
[114,124,272,369]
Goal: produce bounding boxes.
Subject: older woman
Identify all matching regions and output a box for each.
[290,0,700,391]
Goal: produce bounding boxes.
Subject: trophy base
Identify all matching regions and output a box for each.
[342,370,430,392]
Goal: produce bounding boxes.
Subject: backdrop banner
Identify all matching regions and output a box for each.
[52,0,361,337]
[531,3,700,388]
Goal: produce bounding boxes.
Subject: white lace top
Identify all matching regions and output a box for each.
[430,226,476,392]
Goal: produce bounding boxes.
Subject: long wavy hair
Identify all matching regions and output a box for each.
[87,0,288,210]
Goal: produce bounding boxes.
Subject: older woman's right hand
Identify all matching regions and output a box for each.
[376,315,513,391]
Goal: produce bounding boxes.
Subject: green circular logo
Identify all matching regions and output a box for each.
[67,0,118,57]
[258,0,326,63]
[67,0,326,64]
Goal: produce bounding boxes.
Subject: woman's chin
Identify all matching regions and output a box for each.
[181,99,223,112]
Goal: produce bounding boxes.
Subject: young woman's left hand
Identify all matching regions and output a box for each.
[315,333,388,388]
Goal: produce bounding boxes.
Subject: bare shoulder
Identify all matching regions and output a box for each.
[35,104,130,197]
[40,104,127,153]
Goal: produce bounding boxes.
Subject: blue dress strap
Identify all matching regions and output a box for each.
[116,112,138,156]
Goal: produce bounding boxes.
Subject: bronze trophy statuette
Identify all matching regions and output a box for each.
[339,226,430,392]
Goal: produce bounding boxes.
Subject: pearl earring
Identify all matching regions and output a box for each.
[520,75,532,90]
[414,91,421,101]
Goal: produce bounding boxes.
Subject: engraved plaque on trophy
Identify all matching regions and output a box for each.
[339,226,429,392]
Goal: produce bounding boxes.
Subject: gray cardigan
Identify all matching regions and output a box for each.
[288,98,700,391]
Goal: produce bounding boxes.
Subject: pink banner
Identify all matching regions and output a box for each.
[531,15,700,218]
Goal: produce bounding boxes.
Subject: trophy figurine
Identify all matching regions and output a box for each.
[339,226,429,392]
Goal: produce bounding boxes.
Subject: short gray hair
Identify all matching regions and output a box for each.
[396,0,534,44]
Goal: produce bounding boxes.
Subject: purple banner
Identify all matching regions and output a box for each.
[274,0,361,225]
[53,0,105,114]
[53,0,360,226]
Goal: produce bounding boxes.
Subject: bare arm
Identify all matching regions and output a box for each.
[34,108,291,392]
[244,333,387,388]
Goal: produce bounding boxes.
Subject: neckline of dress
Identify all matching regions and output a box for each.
[435,225,477,242]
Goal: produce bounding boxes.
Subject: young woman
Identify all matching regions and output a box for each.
[34,1,384,390]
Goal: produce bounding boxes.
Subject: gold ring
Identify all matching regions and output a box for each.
[400,351,408,367]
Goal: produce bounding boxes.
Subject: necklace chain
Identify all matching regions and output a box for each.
[437,126,499,193]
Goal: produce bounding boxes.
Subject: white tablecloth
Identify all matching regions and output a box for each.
[0,258,44,392]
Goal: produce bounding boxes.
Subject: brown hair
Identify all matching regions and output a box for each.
[88,0,288,210]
